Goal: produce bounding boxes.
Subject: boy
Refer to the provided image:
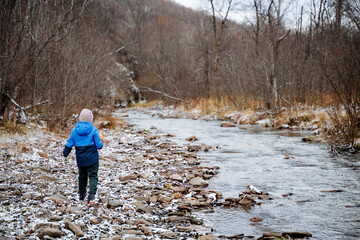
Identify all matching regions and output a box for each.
[63,109,103,204]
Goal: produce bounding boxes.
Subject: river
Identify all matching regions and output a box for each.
[120,109,360,239]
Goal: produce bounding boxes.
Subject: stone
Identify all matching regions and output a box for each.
[282,232,312,238]
[132,201,152,213]
[220,122,236,127]
[140,225,152,236]
[161,231,176,238]
[189,177,208,187]
[120,174,138,181]
[186,136,198,141]
[198,234,216,240]
[38,228,62,239]
[169,174,183,181]
[170,187,187,193]
[187,145,201,152]
[47,195,66,205]
[65,220,84,237]
[34,222,61,231]
[177,225,211,233]
[48,216,63,222]
[239,195,256,206]
[0,174,8,183]
[249,217,263,222]
[108,199,123,208]
[135,218,152,226]
[158,195,172,203]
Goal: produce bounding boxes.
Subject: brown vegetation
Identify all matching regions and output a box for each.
[1,0,359,149]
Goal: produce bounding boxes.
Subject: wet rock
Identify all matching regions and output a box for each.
[169,174,183,181]
[188,145,201,152]
[90,218,101,224]
[239,195,256,206]
[122,230,142,235]
[65,220,84,237]
[320,189,343,193]
[186,136,198,141]
[257,232,282,240]
[156,142,172,149]
[189,177,208,187]
[198,234,216,240]
[221,122,236,127]
[120,174,138,181]
[38,227,62,239]
[177,225,211,233]
[22,192,32,199]
[167,133,176,137]
[250,217,263,222]
[302,135,325,143]
[282,232,312,238]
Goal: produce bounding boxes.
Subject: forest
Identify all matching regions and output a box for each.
[1,0,359,150]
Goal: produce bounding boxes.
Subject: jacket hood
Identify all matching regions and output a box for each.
[75,121,94,136]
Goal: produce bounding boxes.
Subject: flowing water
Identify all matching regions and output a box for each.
[121,110,360,239]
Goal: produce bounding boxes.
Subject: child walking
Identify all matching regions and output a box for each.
[63,109,103,203]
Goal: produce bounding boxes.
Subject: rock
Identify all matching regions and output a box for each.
[177,225,211,233]
[249,217,263,222]
[170,186,187,193]
[167,133,176,137]
[187,145,201,152]
[169,174,183,181]
[135,218,152,226]
[132,201,152,213]
[38,228,62,239]
[221,121,236,127]
[47,195,66,205]
[90,218,101,224]
[198,234,216,240]
[65,220,84,237]
[282,232,312,238]
[320,189,343,193]
[120,174,138,181]
[189,177,208,187]
[161,231,176,239]
[239,195,256,206]
[107,199,123,208]
[186,136,198,141]
[65,207,82,214]
[140,225,152,236]
[0,174,8,183]
[48,216,63,222]
[158,195,172,203]
[302,135,325,143]
[22,192,32,199]
[257,232,282,240]
[122,230,142,235]
[34,223,61,231]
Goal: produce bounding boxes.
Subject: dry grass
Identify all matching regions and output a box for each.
[96,116,125,130]
[131,100,161,108]
[0,121,27,135]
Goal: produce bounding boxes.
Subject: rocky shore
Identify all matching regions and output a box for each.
[0,117,312,239]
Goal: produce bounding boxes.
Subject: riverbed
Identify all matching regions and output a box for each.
[123,109,360,240]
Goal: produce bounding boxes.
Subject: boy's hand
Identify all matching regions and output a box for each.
[99,133,104,142]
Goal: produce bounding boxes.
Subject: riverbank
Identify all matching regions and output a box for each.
[0,113,317,239]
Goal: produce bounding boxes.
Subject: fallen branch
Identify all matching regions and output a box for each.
[5,93,51,121]
[139,86,183,102]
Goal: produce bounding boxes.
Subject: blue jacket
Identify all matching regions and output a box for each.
[63,121,103,167]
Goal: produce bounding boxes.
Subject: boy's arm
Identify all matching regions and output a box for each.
[94,129,103,149]
[63,130,75,157]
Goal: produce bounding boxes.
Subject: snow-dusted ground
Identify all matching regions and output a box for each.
[0,121,224,239]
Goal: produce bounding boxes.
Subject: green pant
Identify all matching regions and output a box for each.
[78,162,99,195]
